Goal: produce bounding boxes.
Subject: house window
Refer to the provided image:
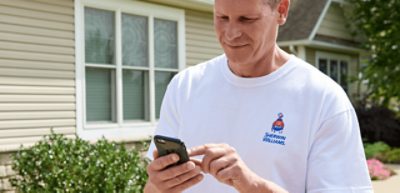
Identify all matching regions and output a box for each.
[317,53,349,92]
[76,0,185,140]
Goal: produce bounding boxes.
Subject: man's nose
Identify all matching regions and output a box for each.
[225,23,242,41]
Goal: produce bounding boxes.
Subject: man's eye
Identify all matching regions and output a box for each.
[240,17,255,22]
[218,16,229,21]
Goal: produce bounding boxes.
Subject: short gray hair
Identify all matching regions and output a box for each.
[262,0,281,8]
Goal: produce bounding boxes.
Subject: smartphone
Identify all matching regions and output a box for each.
[154,135,189,165]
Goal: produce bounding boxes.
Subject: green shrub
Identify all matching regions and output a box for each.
[364,141,400,164]
[364,141,391,159]
[384,148,400,164]
[356,105,400,147]
[10,133,148,193]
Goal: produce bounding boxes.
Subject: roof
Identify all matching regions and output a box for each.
[278,0,329,41]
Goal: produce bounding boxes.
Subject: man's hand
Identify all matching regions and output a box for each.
[144,150,204,193]
[189,144,288,193]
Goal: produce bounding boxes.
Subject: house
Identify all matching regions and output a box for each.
[0,0,364,191]
[278,0,365,99]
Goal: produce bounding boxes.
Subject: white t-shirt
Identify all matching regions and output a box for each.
[147,55,373,193]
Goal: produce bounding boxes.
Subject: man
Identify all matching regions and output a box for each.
[145,0,373,192]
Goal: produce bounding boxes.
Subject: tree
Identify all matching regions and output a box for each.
[346,0,400,107]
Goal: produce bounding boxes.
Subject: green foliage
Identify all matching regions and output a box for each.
[10,133,148,193]
[346,0,400,106]
[356,105,400,147]
[384,148,400,164]
[364,141,391,159]
[364,141,400,164]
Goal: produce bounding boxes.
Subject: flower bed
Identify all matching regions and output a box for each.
[367,159,396,180]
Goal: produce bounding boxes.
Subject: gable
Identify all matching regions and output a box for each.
[315,2,354,41]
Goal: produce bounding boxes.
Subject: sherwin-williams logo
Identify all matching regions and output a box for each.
[263,113,287,145]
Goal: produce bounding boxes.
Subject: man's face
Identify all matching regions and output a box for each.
[214,0,281,65]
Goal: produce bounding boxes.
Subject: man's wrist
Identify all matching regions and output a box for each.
[144,182,158,193]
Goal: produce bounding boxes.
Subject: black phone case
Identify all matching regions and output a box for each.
[154,135,189,165]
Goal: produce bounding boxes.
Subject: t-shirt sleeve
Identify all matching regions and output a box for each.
[146,76,181,160]
[306,109,373,193]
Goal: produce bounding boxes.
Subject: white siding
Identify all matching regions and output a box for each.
[185,10,223,66]
[144,0,213,13]
[316,2,354,40]
[0,0,75,148]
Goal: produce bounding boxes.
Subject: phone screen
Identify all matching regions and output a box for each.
[154,135,189,165]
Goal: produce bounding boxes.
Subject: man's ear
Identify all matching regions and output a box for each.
[277,0,290,25]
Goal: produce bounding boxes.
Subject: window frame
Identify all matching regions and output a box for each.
[75,0,186,141]
[315,51,350,91]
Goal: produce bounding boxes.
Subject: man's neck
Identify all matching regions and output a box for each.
[228,47,291,78]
